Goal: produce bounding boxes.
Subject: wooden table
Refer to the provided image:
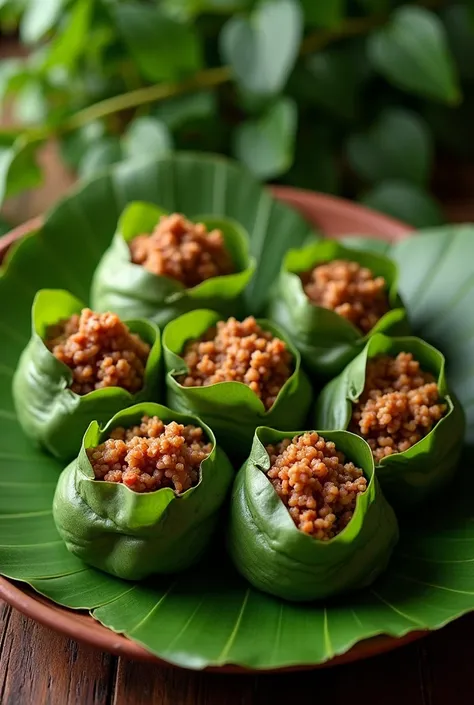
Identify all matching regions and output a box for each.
[0,598,471,704]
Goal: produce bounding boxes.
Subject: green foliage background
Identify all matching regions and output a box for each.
[0,0,472,227]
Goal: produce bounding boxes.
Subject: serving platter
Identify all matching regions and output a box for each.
[1,154,473,672]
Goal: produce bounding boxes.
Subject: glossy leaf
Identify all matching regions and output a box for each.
[122,118,172,162]
[53,402,233,579]
[220,0,303,96]
[347,108,433,186]
[113,3,202,82]
[314,334,465,509]
[91,201,256,326]
[368,6,461,104]
[78,137,123,179]
[163,309,312,458]
[12,289,162,461]
[44,0,92,68]
[229,426,398,601]
[267,240,408,380]
[361,180,444,229]
[1,156,474,670]
[233,98,297,179]
[20,0,64,44]
[0,135,42,204]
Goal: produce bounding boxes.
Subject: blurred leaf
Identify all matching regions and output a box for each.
[0,136,42,204]
[300,0,344,28]
[368,7,461,104]
[361,180,444,228]
[154,92,216,131]
[303,44,369,120]
[0,59,24,100]
[113,3,202,82]
[60,122,107,170]
[347,108,433,186]
[442,5,474,82]
[163,0,251,18]
[21,0,64,44]
[78,137,123,179]
[233,97,297,179]
[220,0,303,96]
[122,117,172,160]
[424,94,474,159]
[356,0,389,9]
[285,127,339,194]
[13,81,48,125]
[45,0,92,69]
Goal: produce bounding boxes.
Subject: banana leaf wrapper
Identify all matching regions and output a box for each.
[12,289,161,461]
[267,240,409,380]
[91,201,256,327]
[53,402,233,580]
[228,426,399,602]
[314,334,465,509]
[163,309,313,459]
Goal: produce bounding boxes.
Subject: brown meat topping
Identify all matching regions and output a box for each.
[129,213,234,287]
[88,415,212,493]
[351,352,446,462]
[179,316,292,410]
[301,259,389,334]
[46,309,150,396]
[266,432,367,539]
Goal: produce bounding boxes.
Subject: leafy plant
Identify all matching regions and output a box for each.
[0,0,471,227]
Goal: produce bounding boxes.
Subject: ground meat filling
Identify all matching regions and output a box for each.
[129,213,234,287]
[179,316,293,410]
[266,432,367,539]
[301,259,389,334]
[46,309,150,396]
[351,352,446,462]
[88,415,212,493]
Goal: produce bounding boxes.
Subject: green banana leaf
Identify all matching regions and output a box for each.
[228,426,399,601]
[1,155,474,671]
[314,334,465,509]
[53,401,233,580]
[268,240,409,380]
[162,309,313,459]
[91,201,256,326]
[12,289,161,462]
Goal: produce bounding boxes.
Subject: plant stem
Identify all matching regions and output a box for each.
[63,66,232,132]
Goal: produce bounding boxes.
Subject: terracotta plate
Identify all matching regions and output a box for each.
[0,187,417,671]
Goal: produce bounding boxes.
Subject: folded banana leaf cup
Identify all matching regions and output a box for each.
[91,202,256,327]
[267,240,409,381]
[53,402,233,580]
[228,426,399,602]
[12,289,161,461]
[163,309,313,460]
[314,334,465,509]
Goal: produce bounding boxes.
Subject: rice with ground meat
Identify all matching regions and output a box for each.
[88,415,212,493]
[46,308,150,395]
[301,259,389,334]
[129,213,234,287]
[179,316,292,410]
[351,352,446,462]
[265,432,367,539]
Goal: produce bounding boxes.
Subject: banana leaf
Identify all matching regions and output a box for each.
[228,426,399,601]
[91,201,256,326]
[268,240,408,380]
[314,334,465,509]
[53,402,233,580]
[1,155,474,671]
[12,289,161,461]
[162,309,313,459]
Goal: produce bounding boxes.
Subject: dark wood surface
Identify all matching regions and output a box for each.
[0,598,471,705]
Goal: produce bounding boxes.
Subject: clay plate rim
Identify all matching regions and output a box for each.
[0,186,421,672]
